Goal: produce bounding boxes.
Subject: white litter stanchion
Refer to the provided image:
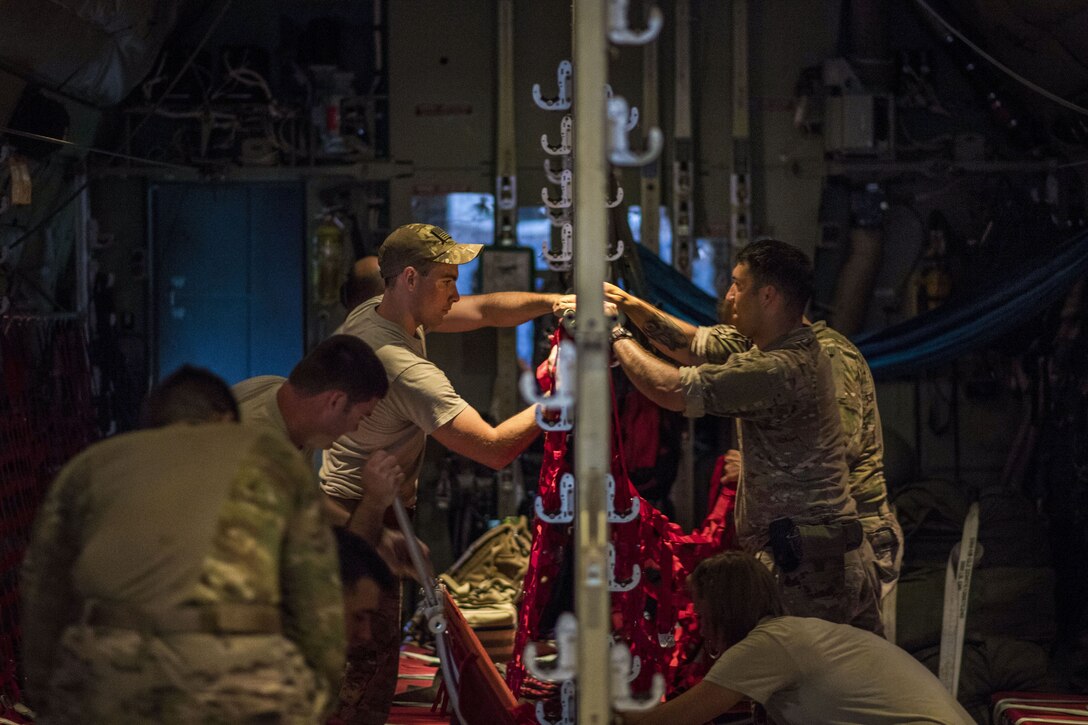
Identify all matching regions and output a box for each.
[520,330,577,431]
[610,644,665,712]
[524,611,579,683]
[535,472,576,524]
[536,679,576,725]
[605,474,639,523]
[533,60,573,111]
[937,501,981,698]
[607,0,663,45]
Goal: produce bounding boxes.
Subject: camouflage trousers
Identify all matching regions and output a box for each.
[329,584,401,725]
[756,540,884,636]
[860,509,904,600]
[860,509,905,639]
[38,626,326,724]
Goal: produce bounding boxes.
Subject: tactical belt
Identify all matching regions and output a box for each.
[855,497,892,521]
[84,601,282,635]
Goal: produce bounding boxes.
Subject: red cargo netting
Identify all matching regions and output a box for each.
[0,317,97,708]
[507,328,739,709]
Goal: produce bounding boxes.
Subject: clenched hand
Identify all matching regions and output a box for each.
[361,450,407,509]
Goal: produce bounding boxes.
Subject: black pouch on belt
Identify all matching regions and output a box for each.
[768,517,803,573]
[776,522,860,618]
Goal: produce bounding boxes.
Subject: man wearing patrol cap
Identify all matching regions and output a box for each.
[321,222,567,724]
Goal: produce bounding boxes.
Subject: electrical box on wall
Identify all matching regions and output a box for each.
[824,94,894,159]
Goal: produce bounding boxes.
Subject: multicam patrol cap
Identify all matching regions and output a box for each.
[378,223,483,278]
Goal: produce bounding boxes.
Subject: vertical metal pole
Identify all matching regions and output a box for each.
[670,0,696,528]
[914,377,923,476]
[730,0,752,259]
[640,0,661,255]
[672,0,693,277]
[951,362,960,484]
[76,174,91,317]
[495,0,518,247]
[492,0,520,518]
[573,1,611,723]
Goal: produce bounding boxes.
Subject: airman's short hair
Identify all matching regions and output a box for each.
[736,238,813,317]
[140,365,239,427]
[288,334,388,403]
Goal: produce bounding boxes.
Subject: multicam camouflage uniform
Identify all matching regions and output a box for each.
[694,322,904,599]
[21,423,346,724]
[807,321,903,597]
[680,326,882,632]
[233,374,318,464]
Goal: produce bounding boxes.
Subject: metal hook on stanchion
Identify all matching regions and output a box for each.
[542,169,573,209]
[536,678,576,725]
[548,208,572,228]
[541,115,573,156]
[524,611,579,683]
[608,0,663,45]
[605,185,624,208]
[532,404,573,431]
[533,60,573,111]
[608,542,641,592]
[389,497,466,723]
[611,643,666,711]
[606,238,625,263]
[520,331,576,431]
[535,472,575,524]
[608,97,664,167]
[606,473,639,523]
[544,157,571,185]
[542,222,573,271]
[605,85,639,131]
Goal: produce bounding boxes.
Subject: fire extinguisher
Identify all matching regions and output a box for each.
[311,210,345,306]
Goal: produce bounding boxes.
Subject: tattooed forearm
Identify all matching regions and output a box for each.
[643,314,689,350]
[612,338,685,411]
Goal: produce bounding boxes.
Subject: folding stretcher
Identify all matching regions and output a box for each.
[992,692,1088,725]
[390,499,535,725]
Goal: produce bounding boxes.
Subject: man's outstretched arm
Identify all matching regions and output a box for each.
[611,334,686,412]
[604,283,701,365]
[431,291,566,333]
[430,404,541,469]
[622,680,743,725]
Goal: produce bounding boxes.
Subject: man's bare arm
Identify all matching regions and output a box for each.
[612,337,686,412]
[431,404,541,469]
[622,680,744,725]
[331,449,405,544]
[431,291,563,333]
[604,283,701,365]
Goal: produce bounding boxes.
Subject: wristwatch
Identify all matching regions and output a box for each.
[610,325,634,344]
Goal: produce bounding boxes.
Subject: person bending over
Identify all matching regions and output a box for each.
[623,551,972,725]
[22,366,346,723]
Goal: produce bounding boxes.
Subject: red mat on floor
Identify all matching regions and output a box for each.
[387,647,446,724]
[385,706,449,725]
